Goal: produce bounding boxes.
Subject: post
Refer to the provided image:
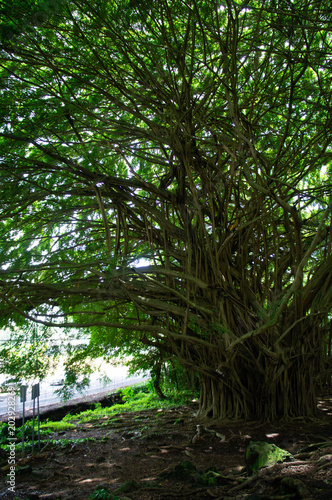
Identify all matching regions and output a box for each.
[37,390,40,451]
[32,398,35,454]
[20,386,27,457]
[31,383,40,453]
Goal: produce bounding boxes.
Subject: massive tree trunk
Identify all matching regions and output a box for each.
[197,327,323,420]
[178,275,328,420]
[198,364,319,421]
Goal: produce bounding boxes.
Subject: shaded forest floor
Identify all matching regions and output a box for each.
[1,393,332,500]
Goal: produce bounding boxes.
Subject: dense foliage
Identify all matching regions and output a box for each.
[0,0,331,419]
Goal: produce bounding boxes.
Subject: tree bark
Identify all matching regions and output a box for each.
[197,326,322,420]
[152,363,167,400]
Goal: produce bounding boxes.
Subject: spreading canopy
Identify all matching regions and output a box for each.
[0,0,332,419]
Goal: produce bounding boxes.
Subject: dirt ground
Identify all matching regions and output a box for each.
[1,394,332,500]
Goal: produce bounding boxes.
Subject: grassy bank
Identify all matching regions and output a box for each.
[0,382,198,454]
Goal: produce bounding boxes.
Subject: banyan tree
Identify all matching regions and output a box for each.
[0,0,331,419]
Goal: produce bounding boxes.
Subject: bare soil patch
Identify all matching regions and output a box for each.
[1,394,331,500]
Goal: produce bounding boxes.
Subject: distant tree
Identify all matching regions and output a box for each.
[0,326,52,384]
[0,0,332,419]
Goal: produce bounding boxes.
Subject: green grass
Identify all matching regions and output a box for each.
[0,382,198,453]
[40,420,76,432]
[63,383,198,424]
[0,419,75,446]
